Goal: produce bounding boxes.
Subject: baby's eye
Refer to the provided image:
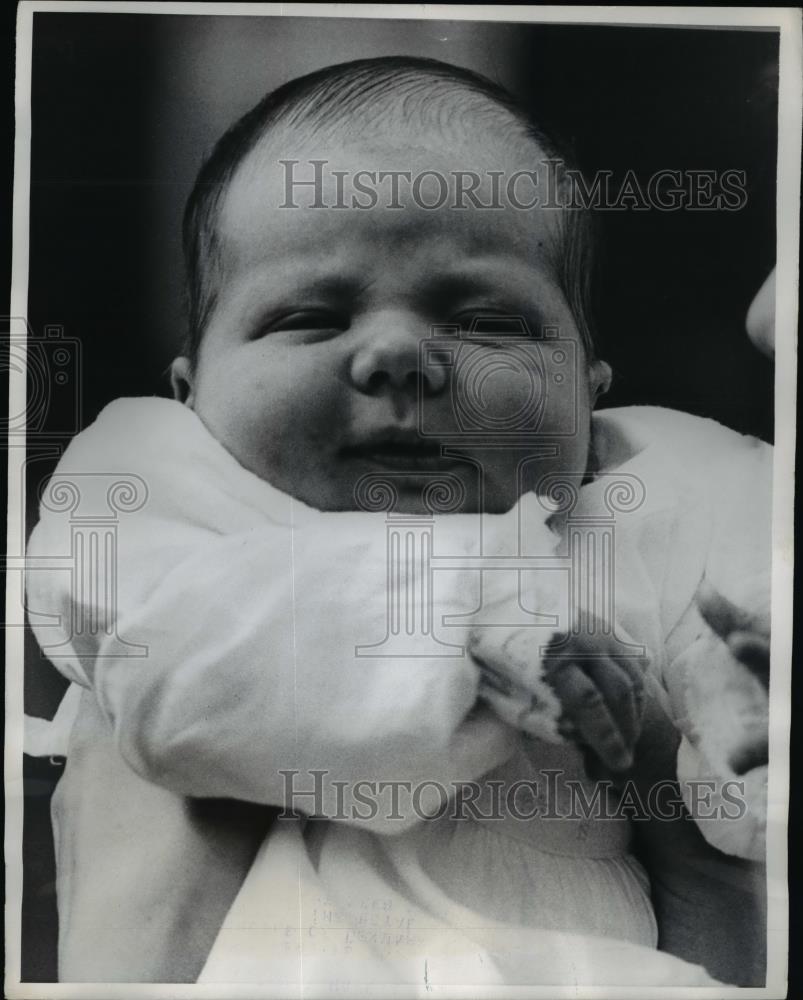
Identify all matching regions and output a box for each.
[258,309,349,337]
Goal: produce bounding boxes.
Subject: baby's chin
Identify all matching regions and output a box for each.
[237,446,552,516]
[274,476,521,517]
[233,445,594,519]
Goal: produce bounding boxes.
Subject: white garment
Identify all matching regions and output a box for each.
[26,398,770,988]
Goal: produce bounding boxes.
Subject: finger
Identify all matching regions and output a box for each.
[582,656,639,751]
[558,662,633,772]
[581,748,633,790]
[581,745,610,784]
[726,631,770,688]
[611,652,648,687]
[696,579,768,640]
[610,654,648,730]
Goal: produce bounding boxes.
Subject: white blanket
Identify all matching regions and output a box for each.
[25,397,771,987]
[27,397,569,817]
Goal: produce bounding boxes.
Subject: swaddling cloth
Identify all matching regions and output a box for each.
[25,397,767,986]
[25,396,571,814]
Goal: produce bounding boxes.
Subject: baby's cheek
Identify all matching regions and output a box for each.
[195,377,283,481]
[544,367,587,426]
[541,375,593,467]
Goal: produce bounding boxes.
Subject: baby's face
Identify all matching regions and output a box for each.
[174,128,609,513]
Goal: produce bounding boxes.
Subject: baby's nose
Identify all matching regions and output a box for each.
[349,312,447,396]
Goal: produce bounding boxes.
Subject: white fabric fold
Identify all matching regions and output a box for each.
[24,398,771,986]
[25,397,564,828]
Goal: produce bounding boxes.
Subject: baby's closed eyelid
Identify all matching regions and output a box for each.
[251,307,351,339]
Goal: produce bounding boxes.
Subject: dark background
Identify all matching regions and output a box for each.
[20,12,779,982]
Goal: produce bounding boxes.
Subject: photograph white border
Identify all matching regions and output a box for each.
[6,4,800,998]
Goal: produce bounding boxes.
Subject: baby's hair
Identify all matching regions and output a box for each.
[182,55,597,365]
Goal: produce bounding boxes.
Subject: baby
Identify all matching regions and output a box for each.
[26,57,771,988]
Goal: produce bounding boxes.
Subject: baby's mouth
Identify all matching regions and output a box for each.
[341,434,460,472]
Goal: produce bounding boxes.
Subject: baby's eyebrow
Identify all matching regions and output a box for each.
[417,263,556,307]
[423,273,481,299]
[419,273,504,305]
[287,272,365,298]
[234,256,558,316]
[242,268,366,303]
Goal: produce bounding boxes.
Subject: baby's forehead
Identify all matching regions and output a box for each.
[220,146,562,280]
[211,86,568,285]
[221,116,561,243]
[249,104,548,177]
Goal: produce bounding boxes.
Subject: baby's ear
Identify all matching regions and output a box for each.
[589,359,612,402]
[170,357,195,407]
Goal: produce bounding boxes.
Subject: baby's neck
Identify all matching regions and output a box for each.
[587,411,642,481]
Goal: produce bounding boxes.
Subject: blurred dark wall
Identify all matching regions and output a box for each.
[510,25,777,434]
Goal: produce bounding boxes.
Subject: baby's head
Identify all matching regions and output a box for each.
[172,56,611,513]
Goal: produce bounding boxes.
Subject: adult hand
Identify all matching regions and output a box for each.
[746,266,775,358]
[619,685,767,986]
[696,578,770,689]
